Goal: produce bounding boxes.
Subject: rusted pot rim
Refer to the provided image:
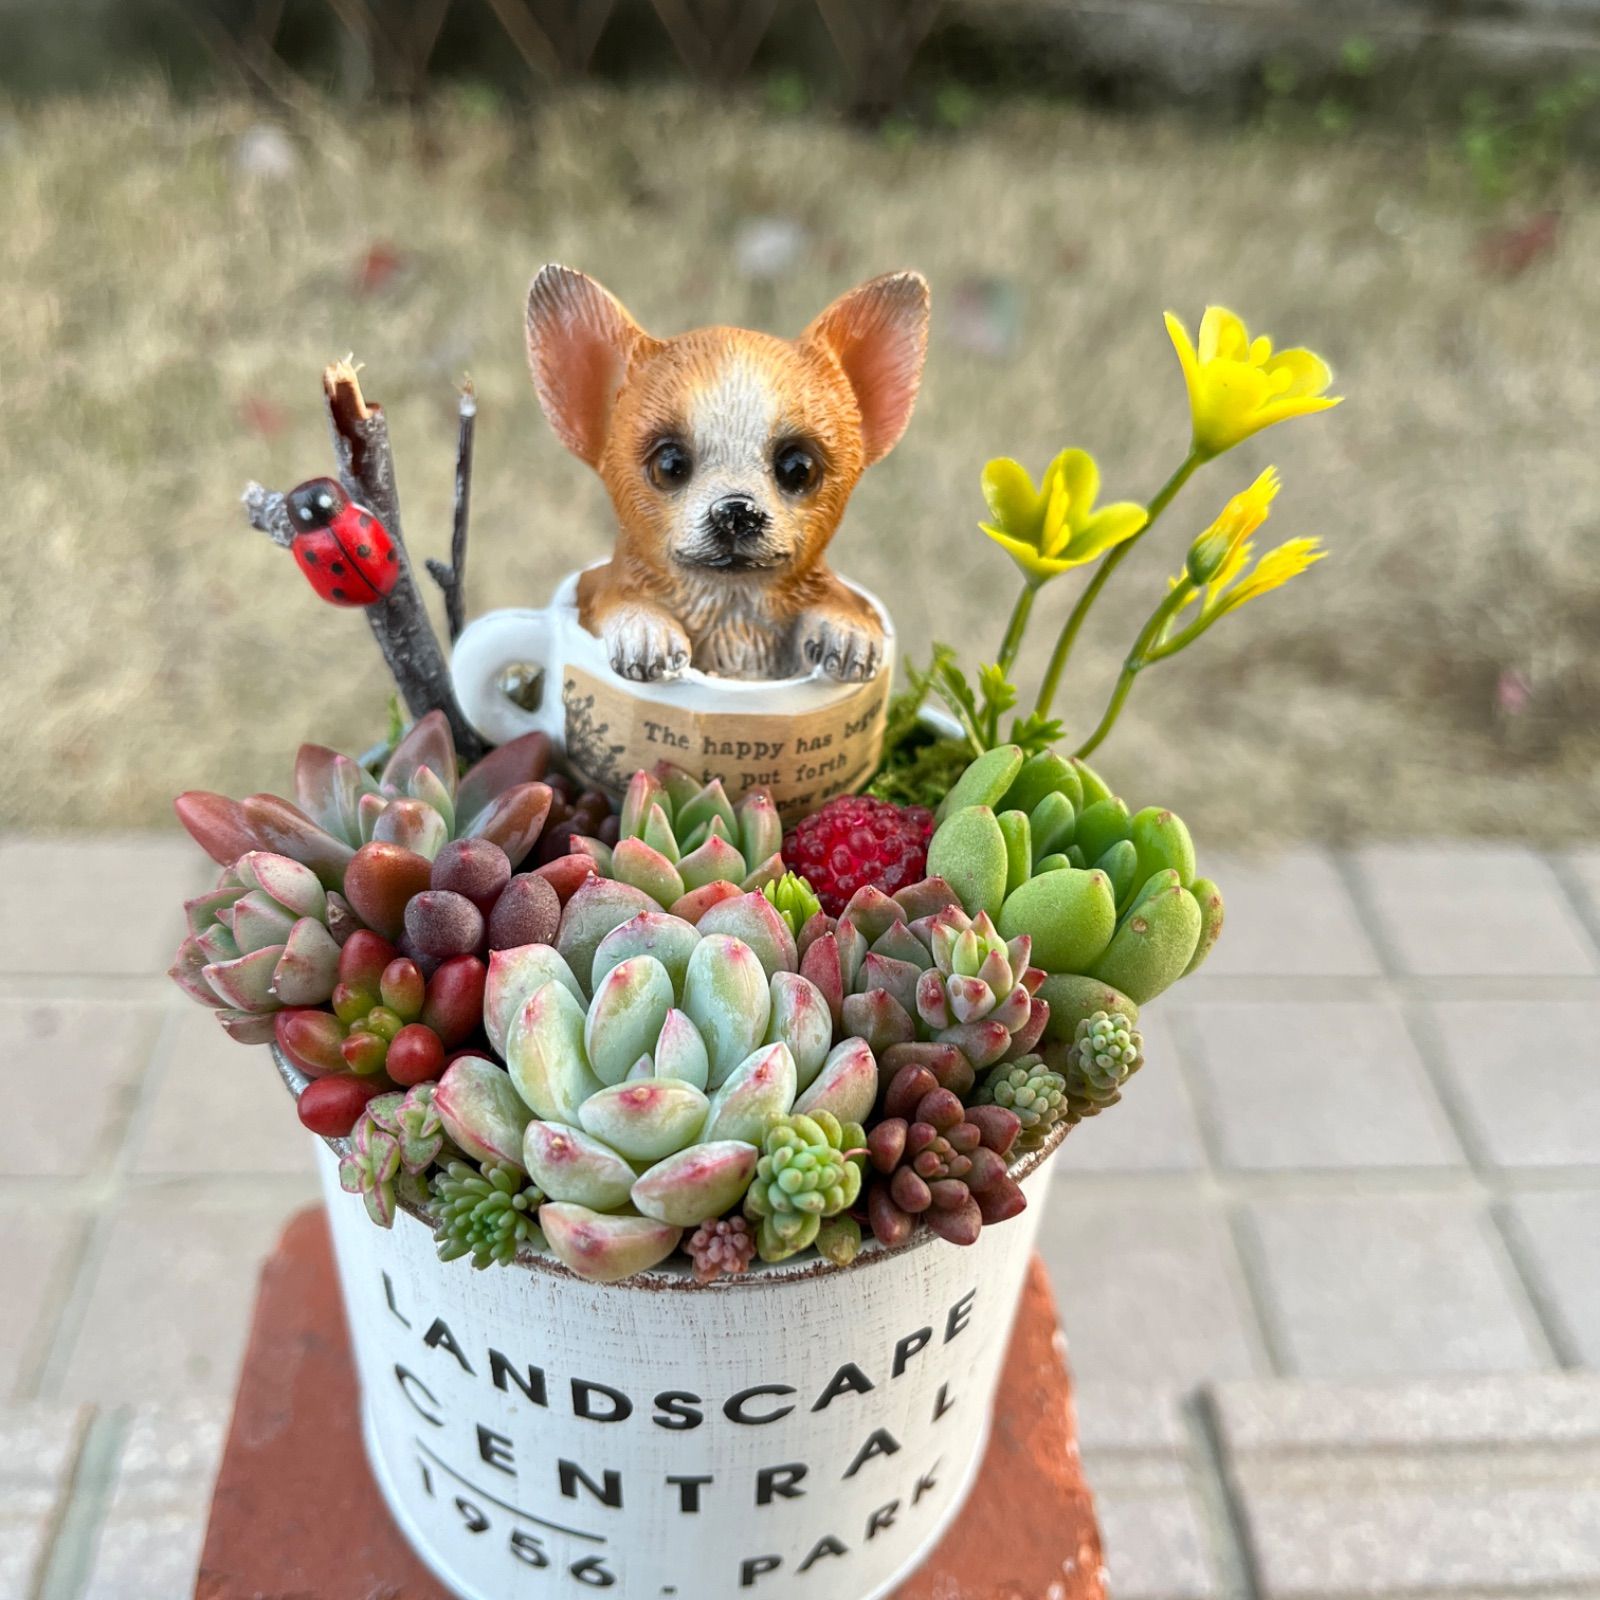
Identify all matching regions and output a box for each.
[276,1045,1071,1291]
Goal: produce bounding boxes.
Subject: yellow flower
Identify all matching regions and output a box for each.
[980,448,1148,585]
[1165,307,1341,458]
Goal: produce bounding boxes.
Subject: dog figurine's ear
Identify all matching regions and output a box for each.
[803,271,931,466]
[526,265,656,467]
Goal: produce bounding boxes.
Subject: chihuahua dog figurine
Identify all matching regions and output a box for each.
[525,265,930,683]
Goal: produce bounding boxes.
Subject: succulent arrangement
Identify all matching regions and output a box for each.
[167,299,1344,1286]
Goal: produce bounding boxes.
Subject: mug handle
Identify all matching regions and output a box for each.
[450,607,558,747]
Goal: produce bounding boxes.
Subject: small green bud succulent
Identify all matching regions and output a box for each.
[433,1159,546,1269]
[763,872,823,938]
[1060,1009,1144,1117]
[975,1056,1069,1146]
[744,1111,867,1263]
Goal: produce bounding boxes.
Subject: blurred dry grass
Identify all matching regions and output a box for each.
[2,85,1598,843]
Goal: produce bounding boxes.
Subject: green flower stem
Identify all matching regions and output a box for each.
[986,580,1040,741]
[1072,581,1195,760]
[1034,449,1204,719]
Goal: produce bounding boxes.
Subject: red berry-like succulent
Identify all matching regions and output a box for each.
[783,796,934,917]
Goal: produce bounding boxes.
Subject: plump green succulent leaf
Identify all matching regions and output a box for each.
[1027,790,1076,863]
[609,839,687,908]
[927,805,1010,918]
[505,981,602,1125]
[1088,883,1202,1004]
[578,1078,710,1162]
[1038,972,1139,1041]
[703,1043,798,1144]
[677,833,747,893]
[1130,806,1197,889]
[792,1037,877,1124]
[585,956,676,1087]
[1184,877,1225,976]
[1073,797,1132,865]
[556,878,660,984]
[766,971,833,1090]
[538,1203,682,1283]
[1095,838,1140,914]
[696,892,798,979]
[591,911,701,996]
[935,745,1025,822]
[485,943,586,1058]
[433,1056,533,1169]
[999,750,1075,817]
[997,809,1032,898]
[682,934,772,1088]
[652,1007,711,1090]
[522,1121,637,1211]
[998,867,1117,974]
[631,1140,760,1227]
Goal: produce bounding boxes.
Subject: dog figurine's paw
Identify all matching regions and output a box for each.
[796,609,884,683]
[604,606,692,683]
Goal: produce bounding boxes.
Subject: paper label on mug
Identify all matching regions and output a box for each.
[560,666,888,819]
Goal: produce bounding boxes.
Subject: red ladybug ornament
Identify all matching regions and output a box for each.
[285,477,401,607]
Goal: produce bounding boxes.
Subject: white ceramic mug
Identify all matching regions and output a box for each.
[451,569,895,817]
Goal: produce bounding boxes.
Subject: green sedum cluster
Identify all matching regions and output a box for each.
[1057,1009,1145,1119]
[743,1111,867,1264]
[433,1159,546,1270]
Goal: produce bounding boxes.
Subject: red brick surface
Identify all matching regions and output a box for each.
[196,1208,1104,1600]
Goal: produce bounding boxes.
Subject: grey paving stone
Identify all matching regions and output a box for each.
[1057,1011,1208,1174]
[1500,1189,1600,1368]
[1196,848,1381,978]
[1183,1001,1462,1171]
[0,1404,90,1600]
[1073,1382,1189,1456]
[52,1187,313,1404]
[1351,843,1598,977]
[1095,1484,1217,1600]
[1240,1483,1600,1597]
[0,1208,85,1403]
[0,833,209,977]
[1212,1372,1600,1452]
[1563,848,1600,934]
[1240,1194,1547,1379]
[81,1398,229,1600]
[1429,999,1600,1168]
[1037,1189,1266,1389]
[131,1007,316,1178]
[0,999,164,1176]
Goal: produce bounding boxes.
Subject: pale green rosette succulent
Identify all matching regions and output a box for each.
[434,888,878,1283]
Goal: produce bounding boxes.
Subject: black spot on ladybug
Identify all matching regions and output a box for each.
[357,544,371,558]
[330,561,346,575]
[358,514,374,530]
[303,549,318,564]
[332,587,347,600]
[386,551,397,562]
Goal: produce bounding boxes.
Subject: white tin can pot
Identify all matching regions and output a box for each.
[306,1096,1061,1600]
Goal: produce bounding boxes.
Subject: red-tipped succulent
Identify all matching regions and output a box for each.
[865,1086,1024,1248]
[173,712,559,888]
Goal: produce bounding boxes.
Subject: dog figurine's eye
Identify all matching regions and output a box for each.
[647,440,693,490]
[773,442,820,496]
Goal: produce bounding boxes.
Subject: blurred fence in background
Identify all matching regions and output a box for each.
[8,0,1600,116]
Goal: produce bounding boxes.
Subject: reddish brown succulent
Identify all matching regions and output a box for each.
[866,1087,1024,1248]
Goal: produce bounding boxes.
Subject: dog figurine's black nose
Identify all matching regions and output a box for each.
[706,495,769,543]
